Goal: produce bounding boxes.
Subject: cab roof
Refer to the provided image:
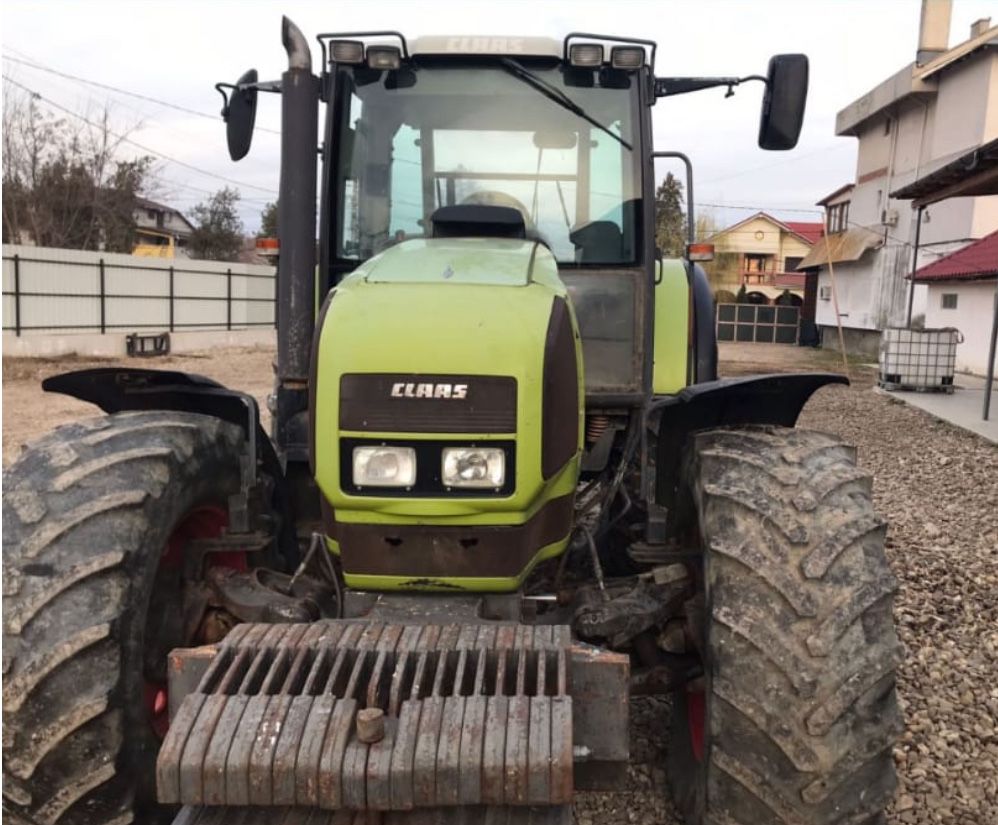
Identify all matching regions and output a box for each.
[408,35,562,59]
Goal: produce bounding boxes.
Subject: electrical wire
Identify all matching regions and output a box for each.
[2,53,280,135]
[2,76,278,196]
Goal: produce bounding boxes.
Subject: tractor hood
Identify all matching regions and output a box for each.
[362,238,547,287]
[310,235,582,527]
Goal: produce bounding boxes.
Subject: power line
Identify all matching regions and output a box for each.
[2,53,280,135]
[697,142,852,185]
[696,201,823,215]
[2,76,278,196]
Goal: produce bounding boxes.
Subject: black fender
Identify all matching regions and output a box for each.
[691,263,718,383]
[42,369,294,561]
[43,368,269,459]
[650,371,848,509]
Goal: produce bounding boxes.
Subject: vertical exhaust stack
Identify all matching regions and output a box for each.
[916,0,952,65]
[275,16,319,456]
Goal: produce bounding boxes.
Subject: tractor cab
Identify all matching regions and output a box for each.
[325,38,647,396]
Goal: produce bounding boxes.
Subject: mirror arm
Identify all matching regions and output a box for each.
[214,80,282,122]
[214,83,232,119]
[655,74,767,98]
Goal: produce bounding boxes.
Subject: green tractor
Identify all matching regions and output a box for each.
[2,19,902,825]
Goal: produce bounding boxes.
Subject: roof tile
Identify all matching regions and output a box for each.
[912,230,998,281]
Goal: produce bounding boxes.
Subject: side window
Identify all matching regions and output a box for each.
[338,92,364,258]
[389,125,423,241]
[941,293,958,310]
[588,127,623,225]
[584,123,634,261]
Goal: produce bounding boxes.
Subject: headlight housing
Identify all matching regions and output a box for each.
[352,446,416,488]
[441,447,505,489]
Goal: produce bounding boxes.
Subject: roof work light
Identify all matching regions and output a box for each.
[329,40,365,64]
[367,46,402,70]
[568,43,604,67]
[610,46,645,70]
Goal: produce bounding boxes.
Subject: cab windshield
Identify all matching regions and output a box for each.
[332,59,642,265]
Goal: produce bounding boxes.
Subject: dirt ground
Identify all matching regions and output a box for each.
[3,342,997,823]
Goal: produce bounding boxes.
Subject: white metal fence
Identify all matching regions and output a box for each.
[2,245,276,335]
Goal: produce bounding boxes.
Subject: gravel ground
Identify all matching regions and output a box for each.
[574,345,998,824]
[3,342,997,823]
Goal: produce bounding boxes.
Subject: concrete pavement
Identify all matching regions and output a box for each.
[877,372,998,444]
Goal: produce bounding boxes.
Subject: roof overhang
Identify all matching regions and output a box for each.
[835,64,935,137]
[816,182,855,207]
[915,26,998,80]
[796,227,883,269]
[890,137,998,208]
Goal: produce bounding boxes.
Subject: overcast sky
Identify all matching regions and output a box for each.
[3,0,996,231]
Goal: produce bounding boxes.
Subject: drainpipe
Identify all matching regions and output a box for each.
[984,285,997,421]
[906,206,924,327]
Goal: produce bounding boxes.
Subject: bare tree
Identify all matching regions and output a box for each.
[1,86,152,251]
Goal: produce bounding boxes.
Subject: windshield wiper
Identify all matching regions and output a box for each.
[498,58,632,151]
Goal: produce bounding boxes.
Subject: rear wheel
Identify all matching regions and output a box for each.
[667,426,902,825]
[2,412,249,824]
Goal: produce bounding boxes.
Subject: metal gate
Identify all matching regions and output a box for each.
[716,302,800,345]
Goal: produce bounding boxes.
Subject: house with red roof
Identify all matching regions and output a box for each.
[912,229,998,374]
[706,211,823,304]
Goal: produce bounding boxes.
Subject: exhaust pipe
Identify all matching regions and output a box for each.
[275,16,319,453]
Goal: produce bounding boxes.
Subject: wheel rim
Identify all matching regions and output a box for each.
[687,688,706,762]
[144,505,245,738]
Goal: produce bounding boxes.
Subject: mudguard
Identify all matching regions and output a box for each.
[650,371,848,509]
[42,368,288,545]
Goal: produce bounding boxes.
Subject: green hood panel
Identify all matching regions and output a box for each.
[313,237,582,526]
[363,238,557,287]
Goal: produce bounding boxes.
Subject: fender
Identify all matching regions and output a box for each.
[650,371,848,509]
[690,262,718,384]
[42,369,289,550]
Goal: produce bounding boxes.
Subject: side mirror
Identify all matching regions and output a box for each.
[758,54,808,150]
[224,69,259,161]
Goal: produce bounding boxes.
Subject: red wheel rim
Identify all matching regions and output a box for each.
[145,505,246,739]
[688,688,706,762]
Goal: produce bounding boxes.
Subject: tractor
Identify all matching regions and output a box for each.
[2,18,902,825]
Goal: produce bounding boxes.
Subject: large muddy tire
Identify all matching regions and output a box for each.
[667,426,903,825]
[2,412,245,825]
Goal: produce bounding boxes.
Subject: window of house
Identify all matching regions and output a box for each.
[784,256,803,273]
[941,293,958,310]
[883,116,893,136]
[826,202,849,234]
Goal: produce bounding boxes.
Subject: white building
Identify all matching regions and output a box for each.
[800,3,998,355]
[912,229,998,375]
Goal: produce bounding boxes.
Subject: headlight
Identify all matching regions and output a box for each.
[352,446,416,488]
[441,447,505,489]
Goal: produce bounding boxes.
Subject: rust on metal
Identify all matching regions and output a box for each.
[158,621,578,810]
